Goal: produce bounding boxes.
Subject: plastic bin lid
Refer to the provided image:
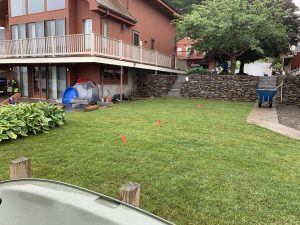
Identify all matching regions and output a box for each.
[63,88,78,104]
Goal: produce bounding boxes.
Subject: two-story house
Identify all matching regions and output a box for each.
[177,37,214,70]
[0,0,186,101]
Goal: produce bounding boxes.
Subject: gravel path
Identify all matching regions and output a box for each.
[277,104,300,131]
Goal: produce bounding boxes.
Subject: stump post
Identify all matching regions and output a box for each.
[10,157,31,180]
[119,182,140,207]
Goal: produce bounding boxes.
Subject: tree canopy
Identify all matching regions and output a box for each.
[176,0,294,73]
[166,0,202,14]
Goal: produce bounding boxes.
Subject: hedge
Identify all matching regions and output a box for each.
[0,102,65,142]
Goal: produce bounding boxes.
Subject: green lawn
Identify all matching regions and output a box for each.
[1,99,299,225]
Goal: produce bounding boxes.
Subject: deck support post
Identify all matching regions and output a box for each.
[10,157,31,180]
[120,66,123,101]
[119,182,140,207]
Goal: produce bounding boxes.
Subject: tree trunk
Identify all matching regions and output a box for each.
[230,56,237,75]
[239,60,245,74]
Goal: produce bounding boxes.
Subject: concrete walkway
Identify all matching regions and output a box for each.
[247,103,300,140]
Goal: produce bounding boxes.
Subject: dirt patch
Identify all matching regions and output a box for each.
[277,104,300,131]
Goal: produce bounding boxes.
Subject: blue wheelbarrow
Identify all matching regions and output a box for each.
[257,88,277,108]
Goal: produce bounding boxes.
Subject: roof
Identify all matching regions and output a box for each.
[95,0,178,24]
[96,0,137,23]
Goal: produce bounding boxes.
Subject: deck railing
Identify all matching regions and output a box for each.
[0,33,186,71]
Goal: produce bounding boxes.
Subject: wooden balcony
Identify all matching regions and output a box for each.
[0,33,187,71]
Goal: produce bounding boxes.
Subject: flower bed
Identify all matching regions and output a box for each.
[0,102,65,142]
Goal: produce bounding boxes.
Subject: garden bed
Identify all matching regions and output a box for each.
[0,102,65,142]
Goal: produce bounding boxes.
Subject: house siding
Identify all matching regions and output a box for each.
[0,0,178,100]
[291,53,300,70]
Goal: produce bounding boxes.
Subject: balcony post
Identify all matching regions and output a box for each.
[174,56,177,69]
[155,51,158,66]
[119,40,123,60]
[51,36,56,57]
[19,40,24,58]
[91,32,95,56]
[140,41,143,64]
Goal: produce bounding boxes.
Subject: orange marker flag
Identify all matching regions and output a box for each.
[121,134,127,145]
[197,104,203,109]
[156,120,161,126]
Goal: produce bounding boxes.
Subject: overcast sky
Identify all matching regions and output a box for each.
[294,0,300,8]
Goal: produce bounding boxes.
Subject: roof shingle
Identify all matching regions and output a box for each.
[96,0,137,23]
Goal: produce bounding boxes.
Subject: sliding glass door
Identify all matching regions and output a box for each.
[33,66,47,99]
[83,19,92,50]
[13,67,29,97]
[48,66,67,100]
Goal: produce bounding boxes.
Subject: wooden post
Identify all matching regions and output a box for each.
[119,182,140,207]
[119,40,123,60]
[10,157,31,180]
[90,33,95,56]
[120,66,123,101]
[51,36,56,57]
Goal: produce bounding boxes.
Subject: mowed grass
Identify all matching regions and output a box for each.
[0,98,300,225]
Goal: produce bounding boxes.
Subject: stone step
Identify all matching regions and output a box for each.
[168,91,181,97]
[167,75,186,97]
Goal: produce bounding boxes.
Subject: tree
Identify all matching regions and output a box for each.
[237,0,300,74]
[176,0,290,73]
[166,0,202,14]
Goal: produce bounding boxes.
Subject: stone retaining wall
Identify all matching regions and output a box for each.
[134,74,177,97]
[181,75,259,101]
[278,76,300,106]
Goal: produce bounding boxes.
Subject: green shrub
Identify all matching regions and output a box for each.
[272,63,282,71]
[187,67,210,75]
[0,102,65,142]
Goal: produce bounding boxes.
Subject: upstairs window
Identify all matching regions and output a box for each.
[11,24,26,40]
[47,0,65,11]
[102,19,109,37]
[151,39,155,50]
[11,0,26,17]
[133,31,140,46]
[28,0,45,14]
[0,27,4,40]
[46,19,65,36]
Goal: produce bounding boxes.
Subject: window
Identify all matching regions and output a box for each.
[11,25,19,40]
[151,39,155,50]
[0,27,4,40]
[11,24,26,40]
[35,22,45,38]
[13,66,29,97]
[18,24,26,39]
[47,0,65,11]
[49,66,67,100]
[133,31,140,46]
[46,20,56,36]
[103,67,128,84]
[102,19,109,37]
[10,0,26,17]
[56,19,65,36]
[28,0,45,14]
[83,19,92,34]
[83,19,92,49]
[46,19,65,36]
